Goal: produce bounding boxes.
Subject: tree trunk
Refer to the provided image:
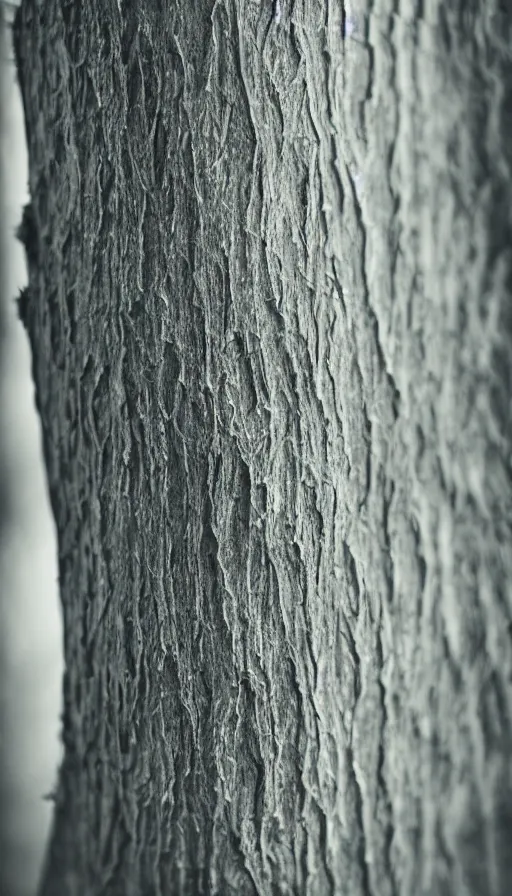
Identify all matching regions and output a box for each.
[13,0,512,893]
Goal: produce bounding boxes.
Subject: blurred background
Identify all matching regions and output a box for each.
[0,3,64,895]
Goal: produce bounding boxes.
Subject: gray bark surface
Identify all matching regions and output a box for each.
[13,0,512,894]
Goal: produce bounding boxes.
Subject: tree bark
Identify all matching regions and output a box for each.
[13,0,512,894]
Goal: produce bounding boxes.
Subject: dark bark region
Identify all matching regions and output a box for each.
[13,0,512,894]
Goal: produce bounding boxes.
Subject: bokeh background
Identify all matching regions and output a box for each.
[0,4,64,895]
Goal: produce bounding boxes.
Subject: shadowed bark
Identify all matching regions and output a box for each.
[13,0,512,894]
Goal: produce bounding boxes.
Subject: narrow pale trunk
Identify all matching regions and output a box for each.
[14,0,512,894]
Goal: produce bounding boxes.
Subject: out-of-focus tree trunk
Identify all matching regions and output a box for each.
[14,0,512,893]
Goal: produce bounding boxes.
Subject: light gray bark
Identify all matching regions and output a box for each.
[14,0,512,894]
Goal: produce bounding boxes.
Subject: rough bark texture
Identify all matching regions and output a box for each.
[13,0,512,894]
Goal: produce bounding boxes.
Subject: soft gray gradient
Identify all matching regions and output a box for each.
[1,5,64,895]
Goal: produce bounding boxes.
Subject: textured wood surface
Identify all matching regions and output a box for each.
[14,0,512,893]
